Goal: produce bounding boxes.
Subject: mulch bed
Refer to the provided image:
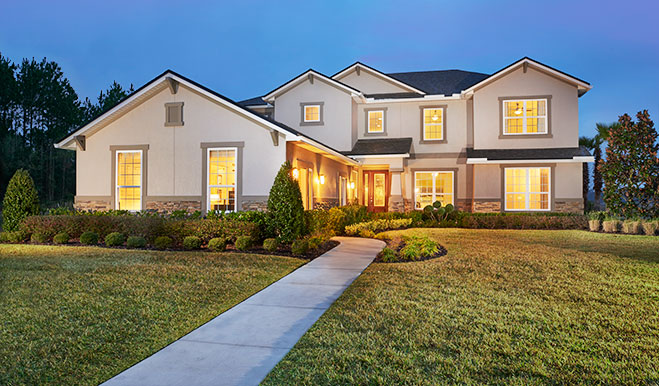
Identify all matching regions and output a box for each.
[374,236,447,263]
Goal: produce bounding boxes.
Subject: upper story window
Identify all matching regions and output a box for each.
[300,102,324,126]
[503,99,548,135]
[422,107,445,141]
[367,110,384,133]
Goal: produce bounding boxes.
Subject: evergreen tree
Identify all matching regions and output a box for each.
[267,162,305,243]
[2,169,40,231]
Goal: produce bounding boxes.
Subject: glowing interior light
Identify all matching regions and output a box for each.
[319,175,325,185]
[432,115,438,121]
[292,168,299,179]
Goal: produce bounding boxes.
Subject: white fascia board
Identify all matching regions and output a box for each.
[333,63,426,95]
[363,94,462,104]
[264,70,362,102]
[467,156,595,164]
[350,153,410,159]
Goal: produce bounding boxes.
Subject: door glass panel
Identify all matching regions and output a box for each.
[364,173,369,205]
[116,151,141,211]
[373,173,385,207]
[208,148,237,212]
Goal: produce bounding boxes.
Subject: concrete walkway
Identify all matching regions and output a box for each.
[101,237,384,386]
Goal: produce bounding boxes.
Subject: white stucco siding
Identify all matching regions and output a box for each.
[273,78,353,151]
[77,85,286,199]
[472,67,579,149]
[337,70,411,94]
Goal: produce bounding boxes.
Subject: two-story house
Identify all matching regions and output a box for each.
[55,57,593,213]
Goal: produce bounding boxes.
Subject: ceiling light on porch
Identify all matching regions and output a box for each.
[349,182,355,189]
[319,174,325,185]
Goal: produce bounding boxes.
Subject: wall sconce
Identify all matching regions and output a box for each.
[349,181,355,189]
[292,168,299,180]
[319,174,325,185]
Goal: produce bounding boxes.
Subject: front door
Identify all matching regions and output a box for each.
[363,170,389,212]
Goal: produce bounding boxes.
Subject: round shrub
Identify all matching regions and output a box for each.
[53,232,70,245]
[80,231,99,245]
[5,230,28,243]
[291,239,309,255]
[267,162,305,243]
[235,236,253,251]
[307,235,325,250]
[183,236,202,250]
[31,232,49,243]
[105,232,125,247]
[602,220,621,233]
[588,219,601,232]
[359,229,376,238]
[154,236,173,250]
[262,238,279,252]
[127,236,147,248]
[2,169,40,232]
[208,237,227,252]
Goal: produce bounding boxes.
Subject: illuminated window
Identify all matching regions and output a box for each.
[503,99,547,134]
[208,148,237,212]
[368,110,384,133]
[116,150,142,211]
[505,167,550,211]
[414,171,454,209]
[423,108,444,140]
[303,105,320,122]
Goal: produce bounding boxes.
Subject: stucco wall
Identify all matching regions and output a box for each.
[337,70,410,94]
[76,84,287,209]
[472,67,579,149]
[273,78,354,151]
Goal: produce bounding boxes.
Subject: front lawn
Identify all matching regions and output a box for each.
[264,229,659,385]
[0,245,303,385]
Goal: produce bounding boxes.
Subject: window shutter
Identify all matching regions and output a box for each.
[165,102,184,126]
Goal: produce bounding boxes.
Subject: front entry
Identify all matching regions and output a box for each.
[363,170,389,212]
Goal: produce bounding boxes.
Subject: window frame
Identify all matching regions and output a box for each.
[206,147,238,213]
[420,106,447,143]
[499,96,552,138]
[413,170,455,210]
[115,149,143,212]
[300,102,324,126]
[503,166,551,212]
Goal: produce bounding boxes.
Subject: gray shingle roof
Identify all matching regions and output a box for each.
[342,138,413,156]
[238,96,267,107]
[386,70,490,96]
[364,92,424,99]
[466,147,592,161]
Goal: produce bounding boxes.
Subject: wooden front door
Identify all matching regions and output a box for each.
[363,170,389,212]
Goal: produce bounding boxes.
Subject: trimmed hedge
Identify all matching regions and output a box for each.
[208,237,228,252]
[235,236,253,251]
[154,236,173,250]
[31,232,49,243]
[104,232,125,247]
[53,232,70,245]
[80,231,99,245]
[263,238,279,252]
[345,218,413,235]
[126,236,147,248]
[183,236,202,250]
[458,213,588,230]
[291,239,309,255]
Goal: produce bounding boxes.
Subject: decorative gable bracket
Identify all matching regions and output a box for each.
[167,77,179,94]
[75,135,86,151]
[269,129,279,146]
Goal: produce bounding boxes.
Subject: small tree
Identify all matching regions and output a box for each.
[2,169,40,231]
[267,162,305,243]
[599,110,659,218]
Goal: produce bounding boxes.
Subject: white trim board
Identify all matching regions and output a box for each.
[467,156,594,164]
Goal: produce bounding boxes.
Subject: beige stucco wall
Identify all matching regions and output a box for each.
[356,99,468,155]
[273,78,354,151]
[555,163,582,198]
[337,70,410,94]
[472,67,579,149]
[77,84,287,205]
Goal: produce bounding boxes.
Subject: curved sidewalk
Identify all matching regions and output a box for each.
[101,236,384,386]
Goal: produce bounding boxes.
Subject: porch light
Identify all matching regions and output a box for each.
[349,181,355,189]
[319,174,325,185]
[292,168,299,179]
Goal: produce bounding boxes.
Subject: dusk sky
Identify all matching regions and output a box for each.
[1,0,658,139]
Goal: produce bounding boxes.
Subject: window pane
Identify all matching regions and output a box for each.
[505,168,550,210]
[423,109,443,140]
[505,101,524,117]
[416,194,433,209]
[435,172,453,194]
[373,173,385,206]
[117,151,141,211]
[506,193,526,210]
[304,106,319,121]
[368,111,383,133]
[209,187,235,211]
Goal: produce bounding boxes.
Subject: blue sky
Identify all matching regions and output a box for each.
[1,0,658,139]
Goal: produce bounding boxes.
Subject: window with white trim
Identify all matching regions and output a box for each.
[116,150,142,211]
[503,99,547,134]
[367,110,384,133]
[414,171,454,209]
[423,108,444,140]
[504,167,550,211]
[208,148,237,212]
[303,105,320,122]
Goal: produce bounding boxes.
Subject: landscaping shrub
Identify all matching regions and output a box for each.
[208,237,228,252]
[0,232,8,243]
[3,230,28,243]
[52,232,70,245]
[588,219,601,232]
[20,214,165,240]
[216,210,273,240]
[154,236,173,250]
[183,236,202,250]
[30,232,49,243]
[267,162,305,243]
[345,218,412,235]
[399,236,439,261]
[307,235,326,250]
[602,220,621,233]
[80,231,99,245]
[622,220,641,235]
[104,232,125,247]
[459,213,588,230]
[235,236,253,251]
[641,220,658,236]
[379,247,399,263]
[2,169,40,231]
[126,236,147,248]
[587,211,605,232]
[358,229,376,238]
[291,239,309,255]
[163,218,259,245]
[262,238,279,252]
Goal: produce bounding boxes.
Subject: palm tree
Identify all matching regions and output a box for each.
[593,122,619,209]
[579,136,596,210]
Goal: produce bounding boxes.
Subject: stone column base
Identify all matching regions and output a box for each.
[145,201,201,213]
[74,200,112,212]
[554,200,583,213]
[241,199,268,211]
[473,200,502,213]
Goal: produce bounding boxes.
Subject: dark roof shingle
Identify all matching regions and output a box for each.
[342,138,413,156]
[386,70,490,96]
[238,96,267,107]
[466,147,592,161]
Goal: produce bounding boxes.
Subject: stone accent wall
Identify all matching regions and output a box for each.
[145,201,201,213]
[241,199,268,211]
[473,200,501,213]
[74,200,112,212]
[455,199,472,212]
[403,199,414,212]
[313,198,339,210]
[554,200,583,213]
[389,197,405,212]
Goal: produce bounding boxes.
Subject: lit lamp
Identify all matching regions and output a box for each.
[292,168,299,179]
[349,181,355,189]
[319,174,325,185]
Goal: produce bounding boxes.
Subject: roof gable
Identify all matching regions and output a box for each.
[263,69,361,102]
[332,62,426,95]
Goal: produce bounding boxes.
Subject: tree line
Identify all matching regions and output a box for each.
[0,54,133,205]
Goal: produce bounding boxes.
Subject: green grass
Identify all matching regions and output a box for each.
[0,244,303,386]
[264,229,659,385]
